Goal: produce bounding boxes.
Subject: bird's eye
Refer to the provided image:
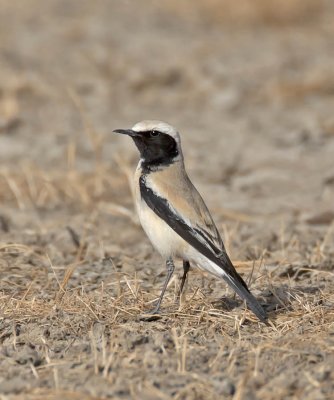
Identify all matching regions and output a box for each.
[150,130,160,137]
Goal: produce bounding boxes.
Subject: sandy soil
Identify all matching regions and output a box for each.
[0,1,334,399]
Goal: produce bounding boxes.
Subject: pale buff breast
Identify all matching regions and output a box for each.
[134,164,189,258]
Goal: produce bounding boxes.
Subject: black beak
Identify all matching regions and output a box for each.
[113,129,139,137]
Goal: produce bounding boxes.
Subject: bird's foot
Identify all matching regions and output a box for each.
[139,303,163,321]
[145,303,161,314]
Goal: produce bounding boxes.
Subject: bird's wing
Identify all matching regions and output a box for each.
[140,175,267,322]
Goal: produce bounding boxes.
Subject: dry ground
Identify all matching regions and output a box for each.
[0,1,334,399]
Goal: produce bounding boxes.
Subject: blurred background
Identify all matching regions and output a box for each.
[1,0,334,220]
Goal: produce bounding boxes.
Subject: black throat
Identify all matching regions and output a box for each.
[132,131,179,173]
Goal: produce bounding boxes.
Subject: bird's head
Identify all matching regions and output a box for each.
[113,120,182,169]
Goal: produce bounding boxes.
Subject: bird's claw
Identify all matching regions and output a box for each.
[138,303,163,321]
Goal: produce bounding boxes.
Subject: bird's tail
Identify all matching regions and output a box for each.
[222,271,267,322]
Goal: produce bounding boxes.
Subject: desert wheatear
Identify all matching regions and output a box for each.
[114,120,267,322]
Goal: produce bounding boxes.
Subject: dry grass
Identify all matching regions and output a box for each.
[1,144,333,399]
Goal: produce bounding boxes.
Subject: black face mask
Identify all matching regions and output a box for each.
[132,131,179,170]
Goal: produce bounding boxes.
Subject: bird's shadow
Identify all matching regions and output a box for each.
[213,284,322,318]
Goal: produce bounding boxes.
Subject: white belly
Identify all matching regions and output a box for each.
[137,198,187,258]
[138,200,227,278]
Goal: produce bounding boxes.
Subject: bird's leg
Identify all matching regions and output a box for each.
[177,260,190,300]
[149,257,175,314]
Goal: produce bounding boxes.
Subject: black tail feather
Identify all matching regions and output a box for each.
[222,272,267,322]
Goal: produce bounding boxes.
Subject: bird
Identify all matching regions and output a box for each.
[113,120,267,322]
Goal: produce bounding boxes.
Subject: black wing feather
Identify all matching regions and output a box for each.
[140,177,267,322]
